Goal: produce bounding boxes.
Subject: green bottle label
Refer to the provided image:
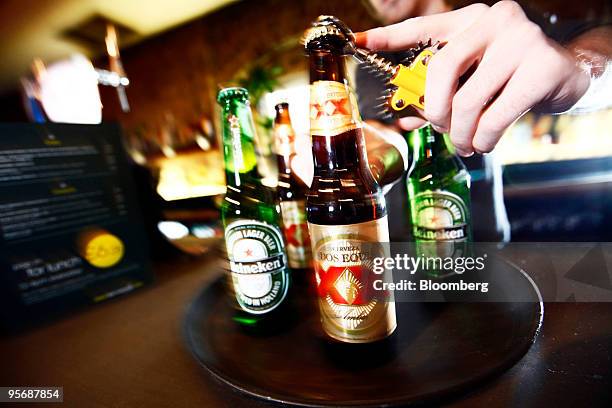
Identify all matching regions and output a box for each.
[412,191,468,241]
[225,219,289,314]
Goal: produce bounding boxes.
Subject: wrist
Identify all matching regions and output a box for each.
[565,48,611,114]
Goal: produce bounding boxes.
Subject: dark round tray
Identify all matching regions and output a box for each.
[184,261,543,407]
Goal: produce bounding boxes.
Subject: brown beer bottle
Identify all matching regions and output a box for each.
[305,29,397,344]
[273,102,313,282]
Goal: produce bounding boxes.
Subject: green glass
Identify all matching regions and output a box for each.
[406,125,472,273]
[218,87,292,328]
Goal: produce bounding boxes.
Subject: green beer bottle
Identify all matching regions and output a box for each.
[218,87,291,327]
[407,125,472,269]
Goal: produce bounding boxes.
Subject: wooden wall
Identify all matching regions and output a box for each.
[99,0,378,138]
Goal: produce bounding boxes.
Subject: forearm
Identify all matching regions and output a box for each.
[564,25,611,113]
[566,25,611,78]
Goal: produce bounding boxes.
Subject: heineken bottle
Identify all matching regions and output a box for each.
[218,87,291,327]
[407,125,472,270]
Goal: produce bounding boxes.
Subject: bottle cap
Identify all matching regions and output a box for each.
[302,16,352,52]
[275,101,289,111]
[217,87,249,104]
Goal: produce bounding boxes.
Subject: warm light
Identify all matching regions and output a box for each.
[31,58,46,83]
[191,225,217,239]
[497,109,612,164]
[105,24,119,58]
[195,135,211,150]
[154,151,226,201]
[157,221,189,240]
[161,145,177,158]
[39,54,102,124]
[128,149,147,165]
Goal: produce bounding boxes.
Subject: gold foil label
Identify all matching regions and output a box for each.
[310,80,357,137]
[308,216,397,343]
[280,200,312,269]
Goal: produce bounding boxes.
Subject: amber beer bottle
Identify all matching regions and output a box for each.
[273,102,313,277]
[305,34,397,343]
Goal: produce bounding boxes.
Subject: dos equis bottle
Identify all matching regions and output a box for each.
[304,27,397,343]
[273,102,312,274]
[218,87,291,326]
[407,125,472,262]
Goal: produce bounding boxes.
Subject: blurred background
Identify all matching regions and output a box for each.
[0,0,610,253]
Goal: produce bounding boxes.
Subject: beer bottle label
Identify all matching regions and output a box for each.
[308,216,397,343]
[412,190,469,241]
[274,124,295,157]
[310,80,357,137]
[225,219,289,314]
[280,200,312,269]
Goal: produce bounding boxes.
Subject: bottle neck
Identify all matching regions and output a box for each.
[277,154,291,176]
[311,130,366,172]
[308,49,365,173]
[411,125,450,161]
[273,105,295,176]
[309,49,346,82]
[220,101,260,189]
[274,103,291,125]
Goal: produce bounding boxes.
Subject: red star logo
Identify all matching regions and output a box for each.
[285,223,310,247]
[244,248,254,257]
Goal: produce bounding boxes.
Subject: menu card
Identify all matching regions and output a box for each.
[0,123,153,331]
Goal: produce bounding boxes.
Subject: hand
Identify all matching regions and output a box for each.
[355,1,591,156]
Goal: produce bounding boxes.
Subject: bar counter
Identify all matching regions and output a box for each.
[1,251,611,407]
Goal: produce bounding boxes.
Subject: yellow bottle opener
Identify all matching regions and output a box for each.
[304,15,436,116]
[388,49,433,112]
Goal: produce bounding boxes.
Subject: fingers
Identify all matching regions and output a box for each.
[356,1,586,155]
[446,25,531,155]
[426,2,567,155]
[398,117,427,132]
[468,20,576,153]
[423,19,493,137]
[355,3,489,50]
[471,45,556,153]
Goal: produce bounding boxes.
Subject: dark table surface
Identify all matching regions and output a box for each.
[1,251,611,407]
